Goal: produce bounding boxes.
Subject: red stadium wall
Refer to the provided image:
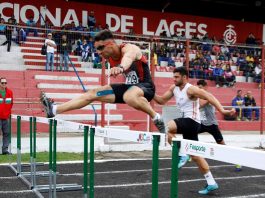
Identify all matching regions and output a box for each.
[0,0,263,43]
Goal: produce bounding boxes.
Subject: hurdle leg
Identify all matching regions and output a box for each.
[170,141,180,198]
[30,117,33,188]
[53,120,57,198]
[17,116,22,176]
[83,126,89,198]
[49,119,54,198]
[152,135,160,198]
[89,127,95,198]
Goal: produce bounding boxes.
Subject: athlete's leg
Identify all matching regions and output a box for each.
[166,120,177,144]
[56,85,115,114]
[123,86,156,118]
[123,86,166,133]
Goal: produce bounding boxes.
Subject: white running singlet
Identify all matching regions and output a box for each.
[173,83,201,123]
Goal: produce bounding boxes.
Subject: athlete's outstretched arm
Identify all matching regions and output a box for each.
[153,85,174,105]
[188,86,235,116]
[120,44,142,70]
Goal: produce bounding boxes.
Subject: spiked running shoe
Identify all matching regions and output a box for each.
[40,92,55,118]
[153,117,166,133]
[178,155,190,168]
[198,183,219,195]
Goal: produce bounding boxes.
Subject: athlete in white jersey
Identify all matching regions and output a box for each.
[154,67,235,195]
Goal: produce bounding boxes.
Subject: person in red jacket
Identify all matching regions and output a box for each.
[0,77,13,155]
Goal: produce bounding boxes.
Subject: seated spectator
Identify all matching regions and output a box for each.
[245,33,256,45]
[223,64,236,87]
[236,53,247,72]
[16,27,26,44]
[253,64,262,83]
[232,90,245,121]
[81,39,90,62]
[212,44,221,56]
[26,16,38,37]
[244,91,259,121]
[212,64,225,87]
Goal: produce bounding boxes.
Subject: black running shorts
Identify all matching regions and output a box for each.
[199,124,224,143]
[173,118,201,141]
[110,82,155,103]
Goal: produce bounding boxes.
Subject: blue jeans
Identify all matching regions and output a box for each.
[244,107,260,120]
[46,52,54,71]
[59,54,69,71]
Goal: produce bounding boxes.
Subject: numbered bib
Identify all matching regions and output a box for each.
[125,71,139,84]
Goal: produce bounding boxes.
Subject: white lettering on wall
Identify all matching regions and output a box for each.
[106,13,120,32]
[82,10,88,27]
[62,9,78,26]
[43,8,61,27]
[20,5,39,23]
[155,19,170,37]
[0,2,13,22]
[121,15,133,33]
[142,17,154,36]
[169,21,185,35]
[185,22,196,38]
[198,23,207,36]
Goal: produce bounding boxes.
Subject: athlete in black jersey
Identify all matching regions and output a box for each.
[41,30,166,133]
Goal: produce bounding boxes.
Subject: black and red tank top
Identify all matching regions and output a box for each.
[108,44,152,84]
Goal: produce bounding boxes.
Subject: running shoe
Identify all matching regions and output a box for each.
[178,155,190,168]
[40,92,55,118]
[153,116,166,133]
[235,164,242,172]
[198,183,219,195]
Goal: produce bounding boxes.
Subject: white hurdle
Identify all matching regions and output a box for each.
[170,138,265,198]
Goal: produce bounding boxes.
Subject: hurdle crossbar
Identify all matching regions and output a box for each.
[170,138,265,198]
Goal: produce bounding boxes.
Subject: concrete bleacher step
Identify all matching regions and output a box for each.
[37,83,100,90]
[25,65,86,72]
[24,60,82,67]
[35,75,99,82]
[23,55,79,62]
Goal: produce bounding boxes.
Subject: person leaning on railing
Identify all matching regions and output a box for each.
[244,91,259,121]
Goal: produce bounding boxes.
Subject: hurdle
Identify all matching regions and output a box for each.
[170,138,265,198]
[9,115,82,197]
[33,116,167,198]
[9,115,167,197]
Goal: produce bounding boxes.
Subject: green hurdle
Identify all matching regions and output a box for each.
[170,140,180,198]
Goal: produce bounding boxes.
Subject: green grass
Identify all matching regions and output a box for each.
[0,152,85,164]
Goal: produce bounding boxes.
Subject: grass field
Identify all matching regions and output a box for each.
[0,152,84,163]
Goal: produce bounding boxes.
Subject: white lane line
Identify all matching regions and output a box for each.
[90,175,265,188]
[0,176,19,179]
[59,165,235,176]
[0,190,33,194]
[224,193,265,198]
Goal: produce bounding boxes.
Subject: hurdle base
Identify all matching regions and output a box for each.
[22,171,59,177]
[36,183,83,192]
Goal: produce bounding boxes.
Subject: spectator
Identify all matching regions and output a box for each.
[81,39,90,62]
[45,33,56,71]
[88,11,96,31]
[232,90,245,121]
[26,16,38,37]
[212,64,225,87]
[223,64,236,87]
[1,18,13,52]
[16,27,26,44]
[57,34,72,72]
[245,33,256,45]
[0,18,6,35]
[236,53,247,72]
[244,91,259,121]
[0,77,13,155]
[253,64,262,83]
